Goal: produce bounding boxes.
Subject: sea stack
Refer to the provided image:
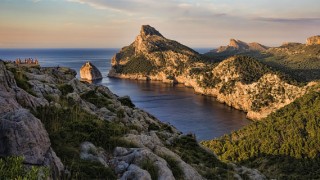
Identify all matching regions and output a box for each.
[80,62,102,81]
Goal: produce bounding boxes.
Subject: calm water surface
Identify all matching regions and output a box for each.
[0,48,250,140]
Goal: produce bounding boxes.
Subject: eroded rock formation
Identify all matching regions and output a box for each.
[80,61,102,81]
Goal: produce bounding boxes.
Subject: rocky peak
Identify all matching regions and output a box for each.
[140,25,163,38]
[229,39,249,49]
[306,35,320,46]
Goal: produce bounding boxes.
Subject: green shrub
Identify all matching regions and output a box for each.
[118,96,135,108]
[58,84,74,96]
[0,156,49,180]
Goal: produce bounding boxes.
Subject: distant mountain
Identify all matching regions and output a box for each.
[204,39,269,62]
[216,39,269,53]
[108,26,311,120]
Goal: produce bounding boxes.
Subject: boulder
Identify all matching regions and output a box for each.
[306,35,320,46]
[80,62,102,81]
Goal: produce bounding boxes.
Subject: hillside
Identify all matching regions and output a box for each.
[109,26,312,120]
[0,60,268,179]
[262,41,320,81]
[201,87,320,179]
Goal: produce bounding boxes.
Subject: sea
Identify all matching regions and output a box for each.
[0,48,250,140]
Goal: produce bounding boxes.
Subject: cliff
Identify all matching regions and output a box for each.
[109,25,312,120]
[0,60,265,179]
[80,61,102,81]
[306,35,320,46]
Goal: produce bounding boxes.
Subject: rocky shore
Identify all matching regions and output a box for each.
[0,60,266,179]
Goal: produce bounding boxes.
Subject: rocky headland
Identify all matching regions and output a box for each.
[0,60,267,179]
[108,25,315,120]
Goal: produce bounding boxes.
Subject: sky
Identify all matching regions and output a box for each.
[0,0,319,48]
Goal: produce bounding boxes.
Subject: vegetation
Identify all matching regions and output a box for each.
[167,134,233,179]
[58,83,74,96]
[160,155,184,179]
[118,96,135,108]
[0,156,49,180]
[201,90,320,179]
[116,54,155,74]
[8,66,36,96]
[140,158,158,180]
[31,93,139,179]
[261,44,320,82]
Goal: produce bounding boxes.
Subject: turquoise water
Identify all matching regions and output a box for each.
[0,48,250,140]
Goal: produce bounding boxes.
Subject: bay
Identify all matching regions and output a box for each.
[0,48,250,140]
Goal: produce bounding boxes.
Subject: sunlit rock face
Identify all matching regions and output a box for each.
[80,62,102,81]
[306,35,320,46]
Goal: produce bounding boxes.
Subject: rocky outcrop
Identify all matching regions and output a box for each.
[0,61,64,178]
[216,39,269,53]
[80,62,102,81]
[306,35,320,46]
[108,25,312,120]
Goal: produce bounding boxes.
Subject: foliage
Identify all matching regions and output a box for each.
[0,156,49,180]
[118,96,135,108]
[32,100,133,179]
[80,89,114,111]
[58,84,74,96]
[116,54,155,74]
[262,44,320,82]
[9,66,36,96]
[201,90,320,179]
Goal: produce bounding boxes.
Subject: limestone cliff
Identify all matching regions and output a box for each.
[80,61,102,81]
[306,35,320,46]
[108,25,314,120]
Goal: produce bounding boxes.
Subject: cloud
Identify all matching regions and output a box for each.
[254,17,320,24]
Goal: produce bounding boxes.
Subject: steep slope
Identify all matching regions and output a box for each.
[109,25,312,120]
[201,87,320,179]
[1,60,266,179]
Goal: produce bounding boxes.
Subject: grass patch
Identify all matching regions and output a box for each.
[140,158,158,180]
[0,156,49,180]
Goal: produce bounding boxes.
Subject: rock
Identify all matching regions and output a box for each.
[0,60,64,177]
[0,109,64,177]
[121,164,152,180]
[306,35,320,46]
[80,62,102,81]
[80,142,109,167]
[112,147,175,180]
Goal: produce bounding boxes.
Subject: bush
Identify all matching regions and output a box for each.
[0,156,49,180]
[58,84,74,96]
